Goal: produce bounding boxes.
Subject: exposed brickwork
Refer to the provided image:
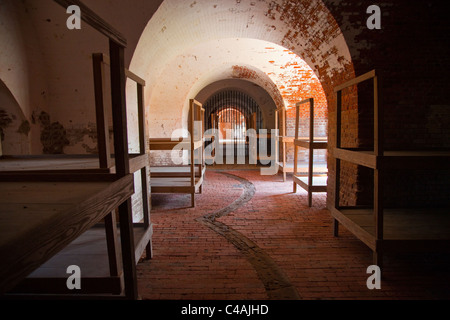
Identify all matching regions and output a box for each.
[323,0,450,207]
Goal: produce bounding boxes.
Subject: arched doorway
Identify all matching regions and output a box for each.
[204,89,263,161]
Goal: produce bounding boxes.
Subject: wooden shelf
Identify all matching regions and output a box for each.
[150,165,205,178]
[0,153,148,176]
[151,176,204,193]
[331,207,450,252]
[332,70,450,270]
[8,222,153,295]
[0,176,134,294]
[333,148,450,169]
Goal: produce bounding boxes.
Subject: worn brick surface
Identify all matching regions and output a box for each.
[137,169,450,300]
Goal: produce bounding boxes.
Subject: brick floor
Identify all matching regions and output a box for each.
[137,169,450,300]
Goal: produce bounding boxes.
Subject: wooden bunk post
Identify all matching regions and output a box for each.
[333,90,342,237]
[189,99,196,207]
[282,108,288,181]
[373,73,383,268]
[293,104,300,193]
[109,39,138,300]
[137,82,153,260]
[199,106,205,194]
[308,99,315,207]
[104,210,122,277]
[92,53,112,169]
[274,108,280,178]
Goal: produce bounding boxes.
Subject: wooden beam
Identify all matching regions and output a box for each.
[92,53,112,169]
[126,70,146,86]
[308,99,314,207]
[109,40,130,177]
[333,148,377,169]
[334,70,376,93]
[108,39,137,300]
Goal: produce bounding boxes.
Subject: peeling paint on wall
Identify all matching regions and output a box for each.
[0,109,13,141]
[66,122,99,154]
[17,120,31,136]
[37,113,69,154]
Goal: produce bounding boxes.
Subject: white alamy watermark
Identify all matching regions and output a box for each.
[66,5,81,30]
[366,265,381,290]
[367,5,381,30]
[66,265,81,290]
[170,124,279,175]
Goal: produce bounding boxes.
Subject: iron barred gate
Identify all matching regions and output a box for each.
[203,90,263,160]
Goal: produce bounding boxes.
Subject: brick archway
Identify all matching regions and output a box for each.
[129,0,357,205]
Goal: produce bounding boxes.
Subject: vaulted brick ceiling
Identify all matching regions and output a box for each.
[129,0,353,136]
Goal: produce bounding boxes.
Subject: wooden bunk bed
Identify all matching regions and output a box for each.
[149,99,206,207]
[331,70,450,269]
[0,0,151,299]
[292,98,328,207]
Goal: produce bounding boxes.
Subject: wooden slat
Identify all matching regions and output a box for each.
[133,224,153,262]
[150,166,203,177]
[53,0,127,47]
[295,139,328,149]
[96,53,145,86]
[92,53,112,169]
[296,98,314,107]
[279,136,295,143]
[333,148,377,169]
[0,155,101,171]
[334,70,376,92]
[333,207,450,242]
[104,212,121,277]
[293,99,300,193]
[380,151,450,169]
[293,175,328,189]
[128,154,148,174]
[108,39,137,300]
[126,70,146,86]
[330,207,377,250]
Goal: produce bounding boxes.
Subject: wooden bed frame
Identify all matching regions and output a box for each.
[149,99,206,207]
[292,98,328,207]
[332,70,450,270]
[0,0,151,299]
